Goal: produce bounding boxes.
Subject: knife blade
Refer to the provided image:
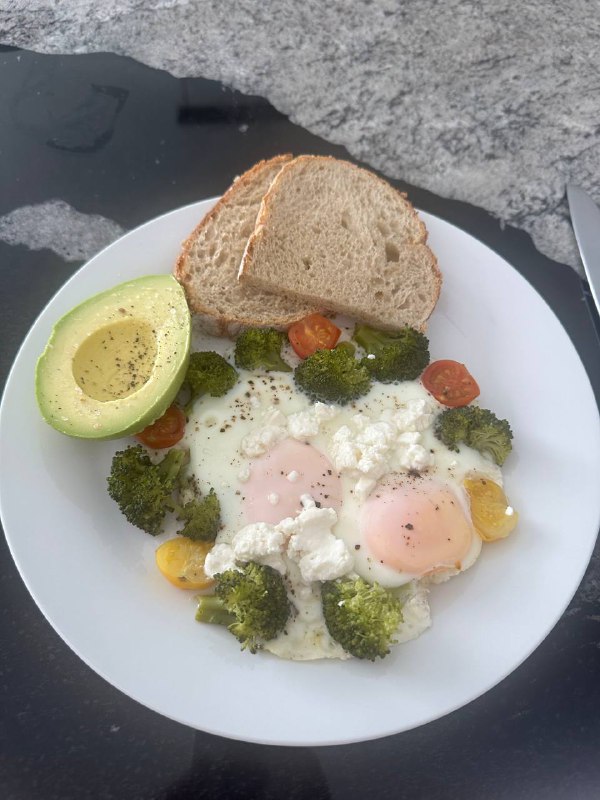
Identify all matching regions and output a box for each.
[567,184,600,315]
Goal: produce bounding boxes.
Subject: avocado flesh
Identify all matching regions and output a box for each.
[35,275,191,440]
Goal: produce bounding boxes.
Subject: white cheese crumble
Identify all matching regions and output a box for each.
[268,492,280,505]
[240,407,288,457]
[280,498,353,583]
[237,465,251,483]
[205,495,354,584]
[241,402,338,456]
[204,543,239,577]
[286,470,299,482]
[328,400,436,498]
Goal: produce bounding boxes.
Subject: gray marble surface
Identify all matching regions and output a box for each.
[2,0,600,275]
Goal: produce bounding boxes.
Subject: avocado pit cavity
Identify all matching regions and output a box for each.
[72,319,158,402]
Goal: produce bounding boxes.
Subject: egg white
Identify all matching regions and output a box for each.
[183,323,504,659]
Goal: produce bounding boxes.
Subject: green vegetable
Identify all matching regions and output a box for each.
[294,345,371,404]
[321,577,403,661]
[234,327,292,372]
[175,488,221,542]
[107,444,221,537]
[183,351,238,416]
[196,562,291,653]
[353,324,430,383]
[434,406,513,465]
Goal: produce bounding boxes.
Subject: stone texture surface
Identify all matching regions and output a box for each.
[2,0,600,274]
[0,201,125,262]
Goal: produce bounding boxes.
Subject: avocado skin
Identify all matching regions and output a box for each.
[35,275,191,440]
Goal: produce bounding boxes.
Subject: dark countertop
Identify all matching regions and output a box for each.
[1,47,600,800]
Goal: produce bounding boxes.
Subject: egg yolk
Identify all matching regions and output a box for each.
[361,478,474,576]
[243,439,342,524]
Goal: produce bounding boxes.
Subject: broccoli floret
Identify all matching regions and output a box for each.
[195,562,291,653]
[234,328,292,372]
[321,577,403,661]
[434,406,513,465]
[174,488,221,542]
[353,324,430,383]
[183,351,238,415]
[107,445,222,538]
[107,445,188,535]
[294,346,371,404]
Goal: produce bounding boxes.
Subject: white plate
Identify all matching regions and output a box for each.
[2,200,599,746]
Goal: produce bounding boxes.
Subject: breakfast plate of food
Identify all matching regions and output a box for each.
[1,156,599,746]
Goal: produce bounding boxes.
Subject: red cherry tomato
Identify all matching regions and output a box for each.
[136,404,186,449]
[421,360,480,407]
[288,314,341,359]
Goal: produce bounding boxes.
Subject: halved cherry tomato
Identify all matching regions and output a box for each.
[155,538,215,590]
[136,404,186,449]
[464,476,518,542]
[288,313,341,359]
[421,359,480,407]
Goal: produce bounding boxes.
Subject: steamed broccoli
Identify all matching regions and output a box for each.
[183,351,238,415]
[175,488,221,542]
[434,406,513,465]
[321,577,403,661]
[353,324,430,383]
[294,345,372,404]
[107,445,222,538]
[195,562,291,653]
[234,328,292,372]
[107,445,188,535]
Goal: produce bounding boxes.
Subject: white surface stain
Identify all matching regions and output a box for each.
[2,1,599,273]
[0,200,125,262]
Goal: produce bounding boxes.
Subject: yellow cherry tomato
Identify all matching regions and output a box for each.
[155,538,215,590]
[464,477,518,542]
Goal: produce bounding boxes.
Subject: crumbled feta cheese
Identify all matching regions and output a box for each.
[366,353,376,360]
[241,403,339,454]
[239,405,288,457]
[231,522,287,573]
[300,493,316,509]
[505,506,514,516]
[329,401,438,497]
[330,419,396,484]
[283,504,353,583]
[204,543,238,578]
[392,398,436,433]
[268,492,280,505]
[208,498,353,584]
[399,443,435,471]
[287,403,338,440]
[313,403,338,423]
[286,470,299,483]
[237,465,251,483]
[287,410,320,439]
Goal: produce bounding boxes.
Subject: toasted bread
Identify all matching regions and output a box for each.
[239,156,441,331]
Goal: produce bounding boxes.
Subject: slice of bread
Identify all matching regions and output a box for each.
[174,155,320,336]
[239,156,441,331]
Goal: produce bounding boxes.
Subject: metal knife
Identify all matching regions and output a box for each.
[567,184,600,337]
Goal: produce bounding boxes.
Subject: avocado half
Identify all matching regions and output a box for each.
[35,274,191,440]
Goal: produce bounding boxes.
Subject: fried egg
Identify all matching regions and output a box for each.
[184,324,503,659]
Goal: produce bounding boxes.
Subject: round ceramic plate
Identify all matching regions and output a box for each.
[2,200,599,746]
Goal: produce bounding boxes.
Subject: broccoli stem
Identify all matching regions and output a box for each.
[157,448,188,483]
[195,595,235,626]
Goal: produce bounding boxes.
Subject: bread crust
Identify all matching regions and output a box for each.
[174,154,319,335]
[239,155,442,331]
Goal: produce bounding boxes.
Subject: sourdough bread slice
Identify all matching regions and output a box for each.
[174,155,319,336]
[239,156,441,331]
